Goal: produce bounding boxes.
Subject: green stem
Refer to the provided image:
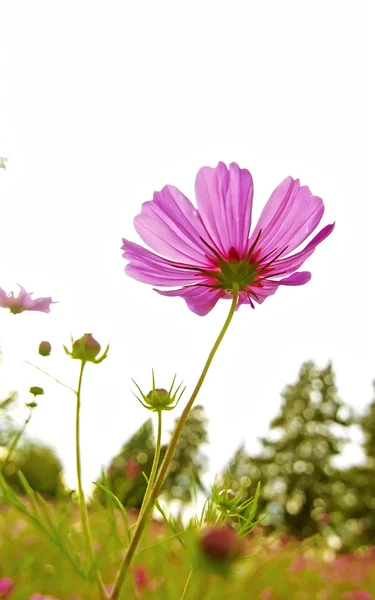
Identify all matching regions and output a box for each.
[75,361,108,599]
[1,410,32,475]
[109,288,239,600]
[24,360,75,393]
[139,409,162,521]
[180,568,193,600]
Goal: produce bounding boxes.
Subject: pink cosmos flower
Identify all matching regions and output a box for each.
[122,162,334,316]
[0,578,14,598]
[0,284,55,315]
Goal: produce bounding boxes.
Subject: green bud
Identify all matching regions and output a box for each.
[132,371,185,412]
[29,386,44,397]
[38,340,52,356]
[64,333,109,364]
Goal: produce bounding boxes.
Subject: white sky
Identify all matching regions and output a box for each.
[0,1,373,492]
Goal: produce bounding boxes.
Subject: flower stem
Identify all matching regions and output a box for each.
[139,409,162,521]
[75,361,107,599]
[109,288,239,600]
[180,568,193,600]
[24,360,75,393]
[0,409,32,475]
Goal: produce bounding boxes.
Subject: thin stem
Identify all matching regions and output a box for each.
[109,288,239,600]
[1,410,32,475]
[24,360,75,393]
[75,361,108,599]
[139,409,162,521]
[180,569,193,600]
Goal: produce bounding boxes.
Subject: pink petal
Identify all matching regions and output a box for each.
[155,285,225,316]
[250,177,324,258]
[240,272,311,306]
[267,223,335,276]
[122,239,206,286]
[134,185,214,265]
[195,162,253,259]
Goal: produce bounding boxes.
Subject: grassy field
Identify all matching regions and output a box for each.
[1,503,375,600]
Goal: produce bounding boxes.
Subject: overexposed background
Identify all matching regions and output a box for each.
[0,1,373,492]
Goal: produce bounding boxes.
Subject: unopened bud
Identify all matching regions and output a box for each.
[200,526,242,562]
[132,372,185,412]
[64,333,109,364]
[38,341,52,356]
[219,489,236,500]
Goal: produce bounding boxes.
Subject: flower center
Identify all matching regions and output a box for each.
[213,255,258,291]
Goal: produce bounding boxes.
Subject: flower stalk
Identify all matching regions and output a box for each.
[75,361,107,599]
[109,287,239,600]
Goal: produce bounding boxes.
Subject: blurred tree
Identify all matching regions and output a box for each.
[96,419,155,509]
[221,361,353,537]
[1,440,65,497]
[361,381,375,468]
[96,405,208,508]
[329,381,375,547]
[161,404,208,504]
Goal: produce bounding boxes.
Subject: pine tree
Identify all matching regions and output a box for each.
[97,405,208,508]
[99,419,155,509]
[221,361,352,537]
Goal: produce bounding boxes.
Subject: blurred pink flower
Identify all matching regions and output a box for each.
[125,458,140,480]
[133,565,149,595]
[122,162,334,315]
[0,578,14,598]
[341,592,373,600]
[0,284,55,315]
[259,589,274,599]
[289,555,311,573]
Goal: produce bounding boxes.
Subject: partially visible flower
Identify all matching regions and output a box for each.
[0,284,56,315]
[125,457,140,480]
[0,578,14,598]
[122,162,334,316]
[38,341,52,356]
[133,565,150,596]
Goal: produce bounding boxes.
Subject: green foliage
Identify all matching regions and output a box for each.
[1,440,65,497]
[222,362,353,538]
[96,419,155,509]
[161,404,208,504]
[96,405,208,508]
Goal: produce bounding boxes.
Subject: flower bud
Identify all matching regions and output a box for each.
[200,525,242,562]
[132,372,185,412]
[29,386,44,397]
[64,333,109,364]
[38,341,52,356]
[72,333,101,361]
[219,489,236,500]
